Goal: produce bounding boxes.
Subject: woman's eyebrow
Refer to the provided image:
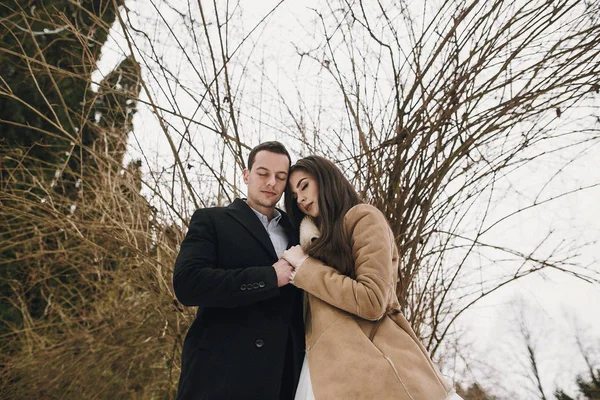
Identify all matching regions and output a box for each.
[295,177,306,189]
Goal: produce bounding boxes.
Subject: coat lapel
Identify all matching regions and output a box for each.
[278,211,298,248]
[227,199,278,260]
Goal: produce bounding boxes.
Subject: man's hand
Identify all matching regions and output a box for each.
[273,258,294,287]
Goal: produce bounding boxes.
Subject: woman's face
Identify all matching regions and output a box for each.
[289,170,320,218]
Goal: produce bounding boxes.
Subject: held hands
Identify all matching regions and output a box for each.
[273,258,294,287]
[281,245,308,269]
[273,246,309,287]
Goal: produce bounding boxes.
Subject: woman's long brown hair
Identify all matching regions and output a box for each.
[284,156,362,276]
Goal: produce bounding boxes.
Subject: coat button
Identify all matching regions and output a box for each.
[255,339,264,348]
[258,281,265,288]
[252,283,259,289]
[240,284,247,291]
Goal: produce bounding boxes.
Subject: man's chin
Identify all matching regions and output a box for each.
[257,198,280,208]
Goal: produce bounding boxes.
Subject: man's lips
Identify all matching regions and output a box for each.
[262,190,277,196]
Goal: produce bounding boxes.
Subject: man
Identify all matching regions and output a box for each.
[173,141,305,400]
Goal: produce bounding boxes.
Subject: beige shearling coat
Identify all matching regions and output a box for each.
[292,204,451,400]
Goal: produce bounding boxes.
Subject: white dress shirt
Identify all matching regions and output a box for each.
[248,205,289,258]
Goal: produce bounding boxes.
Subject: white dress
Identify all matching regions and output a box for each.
[294,355,316,400]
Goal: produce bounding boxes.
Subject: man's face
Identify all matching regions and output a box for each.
[243,150,290,213]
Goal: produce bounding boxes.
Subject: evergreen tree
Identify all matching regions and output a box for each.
[0,0,140,339]
[1,0,121,166]
[556,369,600,400]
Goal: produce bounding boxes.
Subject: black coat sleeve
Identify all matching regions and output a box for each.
[173,208,280,307]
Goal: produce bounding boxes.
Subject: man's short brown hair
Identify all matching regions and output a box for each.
[247,141,291,170]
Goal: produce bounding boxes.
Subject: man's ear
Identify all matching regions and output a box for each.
[243,169,249,184]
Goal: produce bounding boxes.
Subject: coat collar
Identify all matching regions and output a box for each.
[226,198,296,260]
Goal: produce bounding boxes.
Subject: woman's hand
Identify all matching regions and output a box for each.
[282,245,309,269]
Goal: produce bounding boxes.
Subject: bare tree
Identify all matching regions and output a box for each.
[113,0,599,373]
[113,0,599,352]
[270,0,600,354]
[555,315,600,399]
[515,303,549,400]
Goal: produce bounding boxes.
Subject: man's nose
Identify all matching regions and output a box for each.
[266,175,276,187]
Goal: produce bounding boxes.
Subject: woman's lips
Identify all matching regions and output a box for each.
[305,203,313,212]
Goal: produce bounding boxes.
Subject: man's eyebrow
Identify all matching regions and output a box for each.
[295,177,307,188]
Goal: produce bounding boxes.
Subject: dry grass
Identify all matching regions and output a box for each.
[0,148,189,399]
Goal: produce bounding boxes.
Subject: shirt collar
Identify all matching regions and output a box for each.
[246,201,282,224]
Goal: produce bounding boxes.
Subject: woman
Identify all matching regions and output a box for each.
[282,156,460,400]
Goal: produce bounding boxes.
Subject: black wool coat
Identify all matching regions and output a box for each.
[173,199,305,400]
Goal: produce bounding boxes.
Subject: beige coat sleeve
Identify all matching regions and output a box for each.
[292,204,397,321]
